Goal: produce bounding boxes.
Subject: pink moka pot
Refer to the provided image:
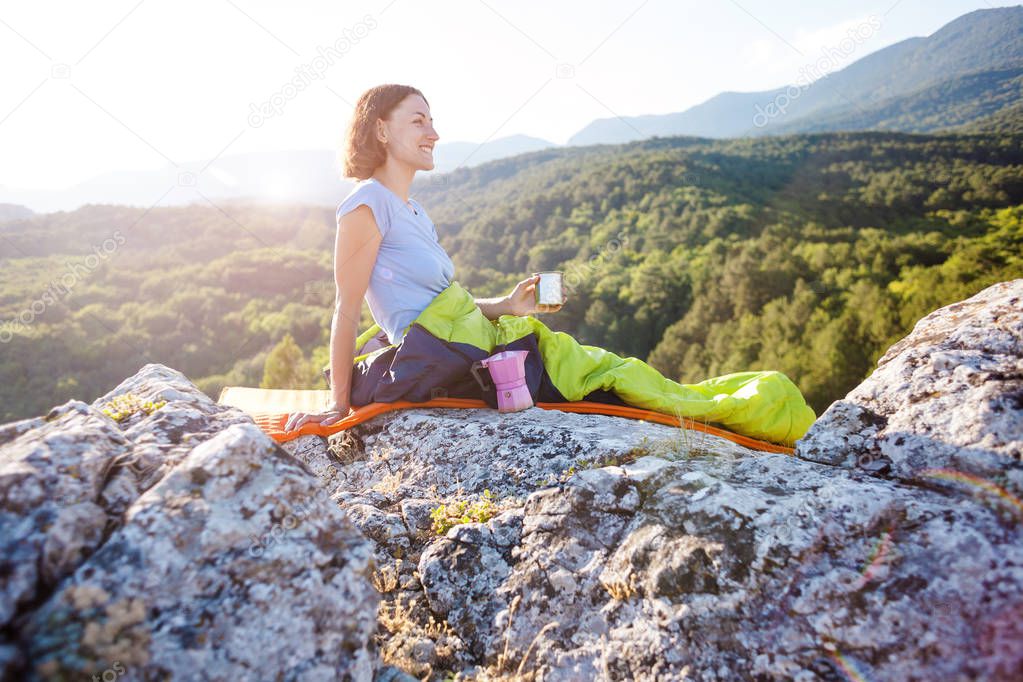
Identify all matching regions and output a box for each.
[470,350,534,413]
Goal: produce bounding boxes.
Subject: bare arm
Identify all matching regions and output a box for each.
[475,275,559,320]
[284,205,381,431]
[474,294,512,320]
[329,205,383,407]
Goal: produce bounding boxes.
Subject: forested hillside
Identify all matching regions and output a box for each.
[2,129,1021,421]
[0,203,349,420]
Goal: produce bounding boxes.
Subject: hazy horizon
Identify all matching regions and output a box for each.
[0,0,1006,194]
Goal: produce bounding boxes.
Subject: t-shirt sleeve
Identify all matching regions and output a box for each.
[337,184,391,238]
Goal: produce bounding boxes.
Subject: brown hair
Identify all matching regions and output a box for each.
[341,84,429,180]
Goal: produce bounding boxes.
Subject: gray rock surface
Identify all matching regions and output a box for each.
[281,393,764,678]
[285,404,744,504]
[797,278,1023,496]
[1,365,378,681]
[412,450,1022,680]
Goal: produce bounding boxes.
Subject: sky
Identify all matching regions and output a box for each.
[0,0,1006,191]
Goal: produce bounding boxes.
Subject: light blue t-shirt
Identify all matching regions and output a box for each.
[336,178,455,345]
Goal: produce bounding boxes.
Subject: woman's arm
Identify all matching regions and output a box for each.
[475,275,559,319]
[329,205,384,407]
[475,294,512,320]
[284,205,381,433]
[328,308,359,404]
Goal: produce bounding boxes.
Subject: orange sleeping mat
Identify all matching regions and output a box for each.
[218,387,795,455]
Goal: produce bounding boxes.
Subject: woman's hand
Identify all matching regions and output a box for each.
[506,275,563,316]
[283,399,351,432]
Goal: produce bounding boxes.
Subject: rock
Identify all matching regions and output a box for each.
[286,432,352,491]
[282,406,716,502]
[284,395,747,677]
[374,665,420,682]
[798,279,1023,498]
[415,447,1023,680]
[346,504,409,545]
[1,401,132,627]
[0,414,46,449]
[91,364,255,501]
[1,364,379,680]
[345,503,411,568]
[400,497,438,536]
[337,490,393,509]
[417,518,516,660]
[410,636,437,664]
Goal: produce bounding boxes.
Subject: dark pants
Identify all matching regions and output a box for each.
[325,321,629,410]
[323,329,391,390]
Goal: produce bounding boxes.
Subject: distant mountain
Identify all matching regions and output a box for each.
[770,68,1023,135]
[429,134,556,172]
[567,89,796,146]
[568,5,1023,144]
[0,203,33,224]
[0,150,351,215]
[0,133,557,214]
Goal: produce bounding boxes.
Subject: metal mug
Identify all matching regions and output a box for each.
[532,271,565,313]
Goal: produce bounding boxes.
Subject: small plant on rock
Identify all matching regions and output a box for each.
[430,489,498,536]
[477,593,558,681]
[101,392,167,423]
[603,572,640,601]
[371,561,400,594]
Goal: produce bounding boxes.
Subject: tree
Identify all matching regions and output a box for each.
[260,333,317,389]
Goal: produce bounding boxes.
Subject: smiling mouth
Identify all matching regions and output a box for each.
[419,145,434,154]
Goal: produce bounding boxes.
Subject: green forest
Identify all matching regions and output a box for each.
[1,129,1021,422]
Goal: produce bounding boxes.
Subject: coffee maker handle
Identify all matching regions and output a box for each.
[470,361,491,391]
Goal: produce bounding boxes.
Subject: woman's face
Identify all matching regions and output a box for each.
[377,94,439,172]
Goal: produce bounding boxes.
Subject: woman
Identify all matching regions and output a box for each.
[285,84,557,433]
[284,84,816,446]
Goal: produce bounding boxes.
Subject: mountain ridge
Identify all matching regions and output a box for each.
[569,5,1023,143]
